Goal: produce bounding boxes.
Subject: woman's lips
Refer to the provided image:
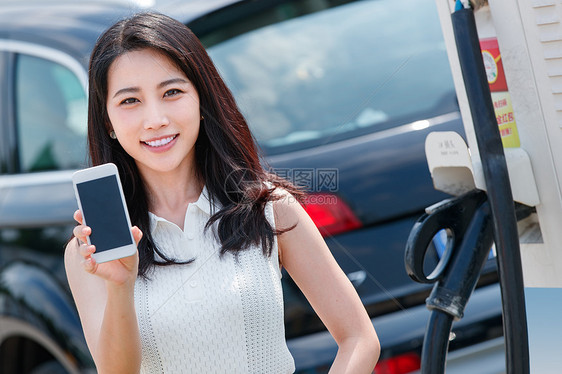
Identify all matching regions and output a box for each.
[143,134,178,147]
[141,134,179,152]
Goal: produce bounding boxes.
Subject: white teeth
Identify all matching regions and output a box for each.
[144,135,176,147]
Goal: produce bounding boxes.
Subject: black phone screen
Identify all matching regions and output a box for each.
[76,175,133,252]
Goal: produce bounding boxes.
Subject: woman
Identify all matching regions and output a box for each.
[65,12,379,374]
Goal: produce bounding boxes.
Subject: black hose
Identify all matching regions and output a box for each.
[422,311,454,374]
[451,8,529,374]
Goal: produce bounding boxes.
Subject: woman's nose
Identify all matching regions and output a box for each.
[143,101,170,129]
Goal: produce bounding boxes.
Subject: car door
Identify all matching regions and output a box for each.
[0,42,87,227]
[0,40,93,373]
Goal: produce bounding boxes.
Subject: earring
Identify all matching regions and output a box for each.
[109,130,117,139]
[200,115,205,121]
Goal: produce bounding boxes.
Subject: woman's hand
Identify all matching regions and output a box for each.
[72,209,143,287]
[66,210,144,372]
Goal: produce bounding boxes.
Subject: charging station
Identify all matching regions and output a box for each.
[413,0,562,372]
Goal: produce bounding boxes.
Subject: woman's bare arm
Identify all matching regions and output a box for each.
[274,193,380,374]
[65,210,143,374]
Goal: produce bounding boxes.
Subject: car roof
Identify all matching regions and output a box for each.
[0,0,242,62]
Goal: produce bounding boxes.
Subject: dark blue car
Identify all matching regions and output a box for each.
[0,0,504,373]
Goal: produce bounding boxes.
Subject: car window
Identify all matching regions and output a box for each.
[203,0,457,155]
[15,54,87,172]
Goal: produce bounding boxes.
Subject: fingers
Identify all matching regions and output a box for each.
[78,242,96,258]
[132,226,143,246]
[75,239,97,273]
[72,210,92,247]
[73,224,91,244]
[82,255,98,274]
[73,209,83,224]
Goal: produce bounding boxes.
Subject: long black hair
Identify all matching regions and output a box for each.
[87,12,303,277]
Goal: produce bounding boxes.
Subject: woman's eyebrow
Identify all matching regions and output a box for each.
[158,78,189,89]
[112,78,189,98]
[113,86,139,98]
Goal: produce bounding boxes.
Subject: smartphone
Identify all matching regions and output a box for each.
[72,163,136,263]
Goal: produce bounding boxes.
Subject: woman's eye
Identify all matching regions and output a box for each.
[164,89,182,97]
[120,97,139,105]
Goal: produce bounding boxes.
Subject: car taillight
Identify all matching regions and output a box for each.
[373,352,421,374]
[302,193,362,237]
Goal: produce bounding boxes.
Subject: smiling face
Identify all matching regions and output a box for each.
[106,48,201,180]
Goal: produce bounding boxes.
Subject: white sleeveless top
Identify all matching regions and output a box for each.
[134,186,295,373]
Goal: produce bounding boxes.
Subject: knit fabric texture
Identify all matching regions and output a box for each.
[134,186,295,373]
